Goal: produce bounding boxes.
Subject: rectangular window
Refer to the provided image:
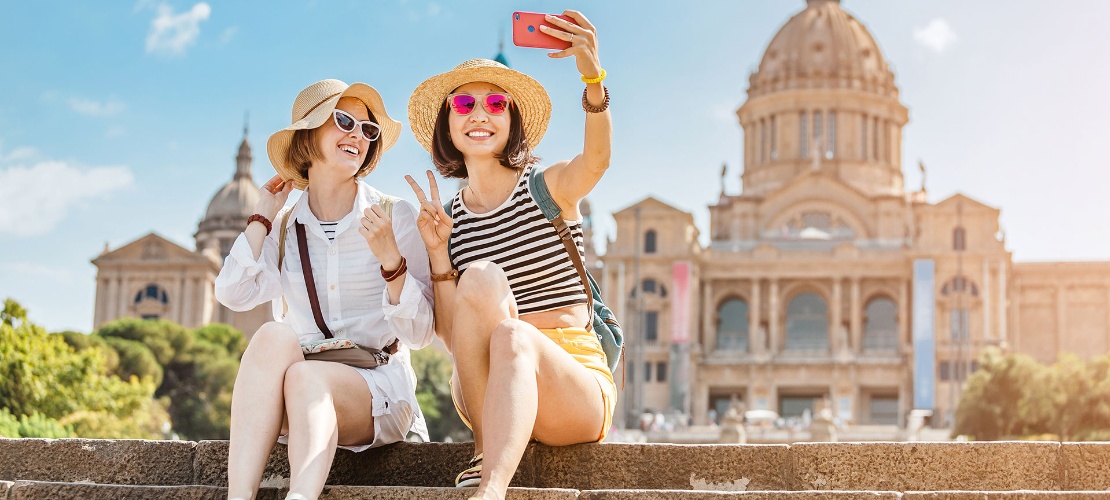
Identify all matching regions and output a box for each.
[950,309,969,342]
[814,111,823,157]
[645,311,659,343]
[939,361,951,381]
[869,395,900,425]
[799,112,808,159]
[644,361,652,382]
[770,115,777,160]
[827,111,836,159]
[656,361,667,382]
[860,114,868,159]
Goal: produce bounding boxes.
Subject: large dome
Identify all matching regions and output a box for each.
[204,176,259,221]
[195,126,260,259]
[748,0,896,98]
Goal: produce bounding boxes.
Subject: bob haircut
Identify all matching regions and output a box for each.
[431,101,538,179]
[286,106,382,182]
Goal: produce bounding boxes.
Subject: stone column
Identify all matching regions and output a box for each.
[1056,285,1066,358]
[769,279,780,354]
[1011,278,1021,352]
[999,262,1008,346]
[982,259,991,344]
[116,277,128,319]
[850,278,862,354]
[898,279,909,351]
[831,278,843,354]
[702,280,715,354]
[183,276,197,328]
[750,279,762,354]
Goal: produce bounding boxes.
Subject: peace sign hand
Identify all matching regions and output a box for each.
[405,170,453,253]
[539,10,601,79]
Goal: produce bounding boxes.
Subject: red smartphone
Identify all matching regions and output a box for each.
[512,11,577,50]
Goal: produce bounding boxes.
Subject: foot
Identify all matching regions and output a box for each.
[455,453,483,488]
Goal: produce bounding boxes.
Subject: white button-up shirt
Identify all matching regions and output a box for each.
[214,180,435,444]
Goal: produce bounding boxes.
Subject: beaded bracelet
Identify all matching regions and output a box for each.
[581,69,606,84]
[247,214,273,235]
[582,85,610,113]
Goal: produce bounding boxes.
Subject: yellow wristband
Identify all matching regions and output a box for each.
[581,69,606,84]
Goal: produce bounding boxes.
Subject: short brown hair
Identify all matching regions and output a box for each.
[286,106,382,181]
[431,101,538,179]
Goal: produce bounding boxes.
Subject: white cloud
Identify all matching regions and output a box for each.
[0,159,134,237]
[0,146,36,162]
[914,18,957,53]
[69,97,126,116]
[146,2,211,55]
[218,26,237,45]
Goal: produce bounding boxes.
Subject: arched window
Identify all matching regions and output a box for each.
[786,293,828,351]
[630,279,667,298]
[953,227,966,251]
[716,298,750,351]
[133,283,169,320]
[863,297,898,352]
[644,230,657,254]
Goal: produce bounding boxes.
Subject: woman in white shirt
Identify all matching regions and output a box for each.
[215,79,435,500]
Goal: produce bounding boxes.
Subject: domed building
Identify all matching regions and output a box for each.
[603,0,1110,432]
[92,124,272,335]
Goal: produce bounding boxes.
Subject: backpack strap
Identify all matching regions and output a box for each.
[529,166,594,331]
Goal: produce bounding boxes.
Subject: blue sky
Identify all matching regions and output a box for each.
[2,0,1109,333]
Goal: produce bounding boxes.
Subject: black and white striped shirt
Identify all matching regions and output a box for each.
[449,165,588,315]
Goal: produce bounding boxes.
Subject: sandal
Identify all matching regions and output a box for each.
[455,452,483,488]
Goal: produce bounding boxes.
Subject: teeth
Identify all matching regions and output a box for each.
[340,145,359,155]
[467,131,491,138]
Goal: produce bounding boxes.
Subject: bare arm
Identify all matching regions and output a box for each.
[540,10,611,218]
[406,171,458,346]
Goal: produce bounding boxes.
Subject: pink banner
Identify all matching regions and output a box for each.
[671,261,692,343]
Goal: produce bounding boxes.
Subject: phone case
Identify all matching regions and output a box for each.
[512,11,576,50]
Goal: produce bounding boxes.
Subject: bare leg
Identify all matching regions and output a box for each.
[449,263,608,500]
[227,322,303,500]
[283,360,376,499]
[450,261,518,454]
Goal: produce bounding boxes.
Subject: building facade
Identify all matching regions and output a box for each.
[601,0,1110,428]
[91,126,271,335]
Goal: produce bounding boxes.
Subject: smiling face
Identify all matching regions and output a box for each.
[315,96,373,177]
[447,82,512,160]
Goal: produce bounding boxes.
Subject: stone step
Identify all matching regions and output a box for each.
[4,439,1110,492]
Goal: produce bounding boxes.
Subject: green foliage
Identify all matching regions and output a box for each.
[56,331,120,373]
[954,348,1110,441]
[101,336,163,387]
[92,318,245,440]
[0,409,74,438]
[0,300,167,439]
[410,346,470,442]
[2,298,28,328]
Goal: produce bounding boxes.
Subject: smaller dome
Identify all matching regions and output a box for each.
[204,177,259,221]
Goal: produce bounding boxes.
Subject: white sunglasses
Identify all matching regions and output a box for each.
[333,109,381,142]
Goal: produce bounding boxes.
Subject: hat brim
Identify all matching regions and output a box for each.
[408,62,551,155]
[267,83,402,190]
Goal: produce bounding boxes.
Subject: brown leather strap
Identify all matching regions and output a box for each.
[295,222,334,339]
[550,216,594,331]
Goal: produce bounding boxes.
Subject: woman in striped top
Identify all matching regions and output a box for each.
[405,11,612,500]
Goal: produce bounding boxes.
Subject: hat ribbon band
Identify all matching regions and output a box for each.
[299,91,343,121]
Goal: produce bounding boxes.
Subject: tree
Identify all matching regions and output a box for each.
[410,346,470,442]
[953,348,1046,440]
[0,299,167,439]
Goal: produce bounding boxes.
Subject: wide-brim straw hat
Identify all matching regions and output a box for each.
[408,58,551,154]
[267,79,401,190]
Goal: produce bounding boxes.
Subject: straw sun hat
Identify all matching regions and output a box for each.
[408,58,551,154]
[267,79,402,190]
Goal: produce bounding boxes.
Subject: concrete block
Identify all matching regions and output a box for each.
[531,443,789,490]
[580,491,902,499]
[789,442,1061,491]
[1060,442,1110,490]
[319,486,579,499]
[0,480,13,499]
[6,481,229,500]
[0,438,195,485]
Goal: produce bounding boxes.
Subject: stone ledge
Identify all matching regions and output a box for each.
[902,492,1110,499]
[0,438,195,486]
[1059,443,1110,490]
[578,491,902,499]
[0,481,577,500]
[789,442,1061,492]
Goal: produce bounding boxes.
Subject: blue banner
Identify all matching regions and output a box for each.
[912,259,936,410]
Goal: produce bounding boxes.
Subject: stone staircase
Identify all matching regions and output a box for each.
[3,438,1110,498]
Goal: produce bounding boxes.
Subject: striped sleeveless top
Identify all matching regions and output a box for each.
[449,165,589,315]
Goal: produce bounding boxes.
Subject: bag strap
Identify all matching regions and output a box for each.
[528,166,594,331]
[295,221,334,339]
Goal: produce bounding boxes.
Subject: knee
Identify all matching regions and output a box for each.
[455,261,508,305]
[489,319,537,364]
[243,322,300,361]
[282,361,322,399]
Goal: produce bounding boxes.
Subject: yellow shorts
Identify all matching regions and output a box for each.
[451,327,617,442]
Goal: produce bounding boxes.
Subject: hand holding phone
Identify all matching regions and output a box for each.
[512,11,578,50]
